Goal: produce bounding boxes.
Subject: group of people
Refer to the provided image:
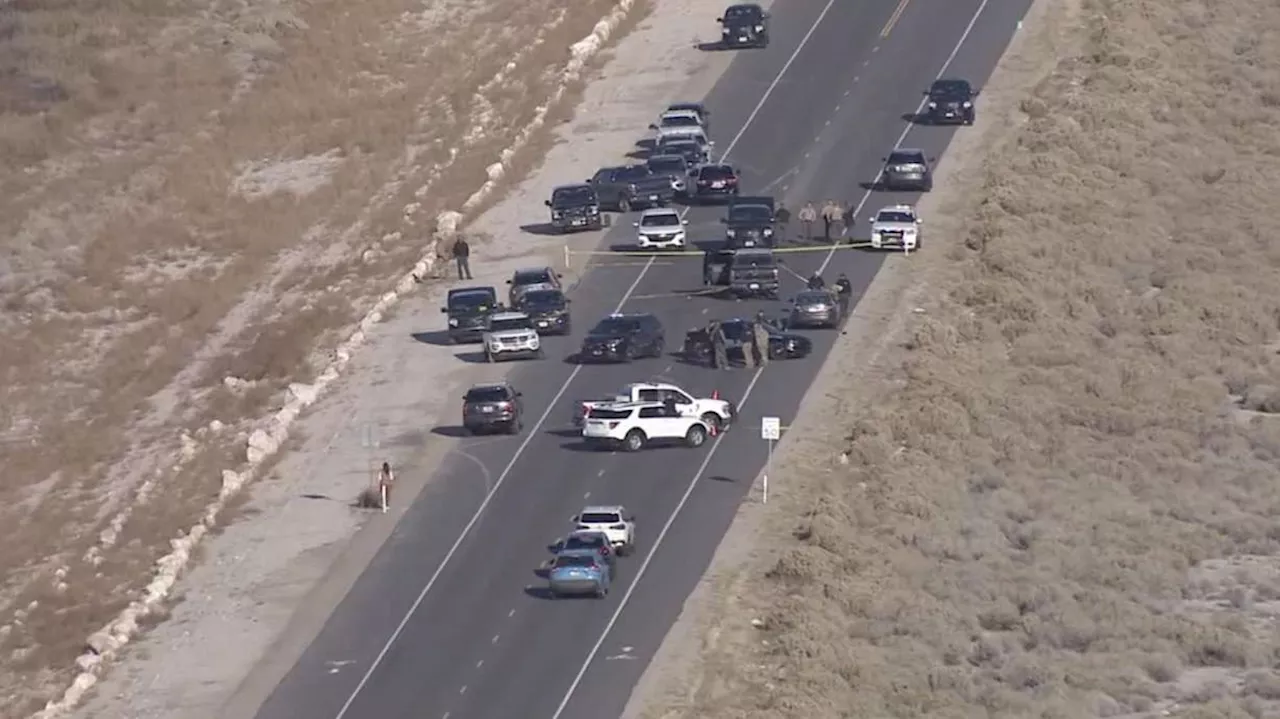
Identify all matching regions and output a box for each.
[691,312,773,370]
[774,200,850,242]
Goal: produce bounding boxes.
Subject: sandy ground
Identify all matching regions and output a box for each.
[65,1,744,717]
[624,0,1280,717]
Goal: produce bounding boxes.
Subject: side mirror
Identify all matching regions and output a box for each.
[718,218,727,224]
[762,11,770,18]
[917,219,924,225]
[922,89,930,95]
[715,16,723,22]
[632,222,639,227]
[439,307,447,313]
[556,273,563,278]
[505,279,512,284]
[648,123,658,130]
[570,515,580,523]
[544,200,551,207]
[929,156,938,163]
[565,299,572,304]
[516,391,523,397]
[585,178,594,184]
[682,220,689,226]
[880,156,887,162]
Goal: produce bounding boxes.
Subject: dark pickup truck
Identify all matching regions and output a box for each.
[722,195,776,248]
[441,286,499,344]
[545,184,605,233]
[726,248,779,298]
[588,166,677,212]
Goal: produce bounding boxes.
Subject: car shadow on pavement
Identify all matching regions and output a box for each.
[454,351,493,364]
[695,40,726,51]
[523,586,559,600]
[411,330,456,346]
[519,222,564,236]
[901,111,928,125]
[430,426,472,438]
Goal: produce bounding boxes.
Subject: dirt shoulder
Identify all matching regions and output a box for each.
[626,0,1280,717]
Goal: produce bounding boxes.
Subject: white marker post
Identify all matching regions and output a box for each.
[760,416,781,504]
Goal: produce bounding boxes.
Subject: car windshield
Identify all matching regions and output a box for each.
[590,317,639,335]
[668,103,704,116]
[647,156,685,173]
[513,270,552,285]
[490,316,532,332]
[554,555,597,569]
[725,6,760,21]
[796,292,830,305]
[465,387,510,403]
[662,114,699,127]
[640,212,679,227]
[732,254,775,268]
[615,166,651,181]
[450,292,494,312]
[889,152,924,165]
[565,534,604,549]
[877,211,915,223]
[520,289,564,309]
[552,186,595,206]
[931,80,970,98]
[700,165,734,179]
[729,205,772,223]
[580,512,623,524]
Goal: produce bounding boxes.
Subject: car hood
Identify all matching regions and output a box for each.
[638,224,683,234]
[553,203,598,213]
[486,329,537,340]
[583,333,626,344]
[524,306,566,317]
[873,221,919,232]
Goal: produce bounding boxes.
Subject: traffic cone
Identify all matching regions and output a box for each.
[711,389,720,400]
[709,422,718,437]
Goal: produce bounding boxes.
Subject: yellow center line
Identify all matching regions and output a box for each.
[880,0,911,38]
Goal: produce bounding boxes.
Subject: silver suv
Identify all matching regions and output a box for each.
[880,148,934,192]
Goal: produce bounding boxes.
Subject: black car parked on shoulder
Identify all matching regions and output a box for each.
[718,3,770,48]
[461,382,524,435]
[691,164,740,203]
[645,154,693,197]
[441,286,499,343]
[579,313,665,362]
[924,78,977,125]
[545,184,604,233]
[588,166,677,212]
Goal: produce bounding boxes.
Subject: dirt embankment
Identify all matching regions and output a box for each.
[642,0,1280,716]
[0,0,638,713]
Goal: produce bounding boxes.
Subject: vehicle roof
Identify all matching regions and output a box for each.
[647,153,687,163]
[489,311,531,321]
[623,381,679,391]
[448,286,496,296]
[552,183,593,192]
[725,3,764,13]
[512,266,554,279]
[466,381,514,391]
[580,504,627,514]
[733,247,775,257]
[667,101,707,113]
[661,108,701,119]
[890,147,926,157]
[877,204,916,213]
[567,529,610,539]
[639,207,680,216]
[556,547,602,559]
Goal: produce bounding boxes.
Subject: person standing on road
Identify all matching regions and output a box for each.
[774,202,791,236]
[835,273,853,318]
[821,199,841,241]
[797,202,817,241]
[377,461,395,513]
[709,320,730,370]
[451,237,473,280]
[752,318,771,367]
[741,326,757,369]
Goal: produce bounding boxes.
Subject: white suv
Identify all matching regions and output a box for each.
[582,401,710,452]
[868,204,922,251]
[483,311,542,362]
[573,505,636,555]
[633,208,688,249]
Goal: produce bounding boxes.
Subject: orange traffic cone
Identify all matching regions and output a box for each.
[708,422,718,437]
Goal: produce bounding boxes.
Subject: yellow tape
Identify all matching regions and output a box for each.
[567,241,873,258]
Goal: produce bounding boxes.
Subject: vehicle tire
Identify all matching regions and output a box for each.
[509,419,521,435]
[652,338,665,358]
[619,197,632,213]
[623,343,636,361]
[685,424,708,448]
[700,412,721,433]
[623,429,646,452]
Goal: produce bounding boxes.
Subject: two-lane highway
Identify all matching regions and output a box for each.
[249,0,1032,717]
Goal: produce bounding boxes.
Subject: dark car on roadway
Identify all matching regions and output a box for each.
[556,530,618,573]
[645,154,693,197]
[666,102,711,133]
[506,266,563,307]
[788,289,842,329]
[721,317,811,360]
[718,3,770,48]
[579,313,665,362]
[656,137,710,168]
[925,78,977,125]
[544,184,604,233]
[588,165,676,212]
[727,248,779,298]
[516,287,571,335]
[461,382,524,434]
[722,195,776,248]
[880,148,934,192]
[691,164,740,203]
[441,286,499,343]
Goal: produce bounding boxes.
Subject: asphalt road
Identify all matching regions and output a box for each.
[252,0,1033,717]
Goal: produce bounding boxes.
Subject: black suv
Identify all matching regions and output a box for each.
[461,382,523,435]
[727,248,779,298]
[924,78,977,125]
[880,148,934,192]
[691,164,740,203]
[507,266,563,307]
[719,4,769,48]
[722,195,776,248]
[645,154,693,197]
[516,287,571,335]
[588,166,676,212]
[579,313,665,362]
[441,286,499,343]
[655,137,710,168]
[545,184,604,233]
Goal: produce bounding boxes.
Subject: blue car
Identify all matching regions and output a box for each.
[547,551,611,598]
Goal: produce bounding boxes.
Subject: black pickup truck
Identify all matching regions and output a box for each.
[545,184,605,233]
[722,195,776,248]
[441,286,499,343]
[587,166,677,212]
[726,248,780,298]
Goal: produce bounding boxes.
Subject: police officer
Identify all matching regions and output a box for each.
[752,317,771,366]
[741,326,756,369]
[797,202,817,241]
[663,393,679,417]
[820,200,839,241]
[774,202,791,234]
[807,272,826,290]
[835,273,853,317]
[709,320,730,370]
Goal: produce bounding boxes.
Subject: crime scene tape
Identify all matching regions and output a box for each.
[566,240,875,258]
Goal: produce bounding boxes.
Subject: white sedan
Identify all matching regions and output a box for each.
[633,208,688,249]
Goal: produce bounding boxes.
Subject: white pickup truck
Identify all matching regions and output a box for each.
[573,382,734,431]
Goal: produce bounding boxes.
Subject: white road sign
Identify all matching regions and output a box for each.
[761,416,781,441]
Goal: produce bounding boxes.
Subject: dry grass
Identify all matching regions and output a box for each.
[652,0,1280,717]
[0,0,643,712]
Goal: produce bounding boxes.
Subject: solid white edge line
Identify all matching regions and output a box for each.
[554,0,996,716]
[816,0,992,276]
[331,0,843,714]
[549,366,766,719]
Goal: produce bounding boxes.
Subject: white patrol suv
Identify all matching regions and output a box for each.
[572,505,636,555]
[650,109,706,140]
[577,381,734,432]
[633,208,688,249]
[582,401,712,452]
[483,311,542,362]
[868,204,923,251]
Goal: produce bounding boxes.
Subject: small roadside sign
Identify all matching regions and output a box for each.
[761,416,781,441]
